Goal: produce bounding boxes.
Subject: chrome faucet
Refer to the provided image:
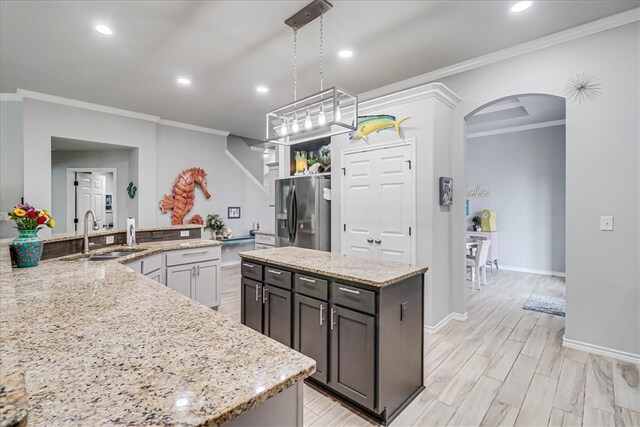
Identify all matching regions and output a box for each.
[128,221,136,246]
[83,209,100,254]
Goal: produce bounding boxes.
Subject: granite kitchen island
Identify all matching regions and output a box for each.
[0,232,314,426]
[239,246,428,425]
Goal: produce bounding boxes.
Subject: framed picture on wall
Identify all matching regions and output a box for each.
[105,194,113,212]
[439,177,453,206]
[227,206,241,219]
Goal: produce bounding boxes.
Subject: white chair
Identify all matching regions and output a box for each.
[466,240,491,290]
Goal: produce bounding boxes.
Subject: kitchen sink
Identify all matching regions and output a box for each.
[80,250,144,261]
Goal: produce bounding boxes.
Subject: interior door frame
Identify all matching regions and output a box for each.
[65,167,117,232]
[340,138,417,264]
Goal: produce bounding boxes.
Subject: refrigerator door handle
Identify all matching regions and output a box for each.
[290,185,297,243]
[287,184,294,243]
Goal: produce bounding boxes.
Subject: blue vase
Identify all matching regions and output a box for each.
[12,229,43,268]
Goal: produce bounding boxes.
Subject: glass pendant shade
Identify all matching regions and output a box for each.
[266,87,357,145]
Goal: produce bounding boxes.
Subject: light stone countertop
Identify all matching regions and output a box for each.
[0,238,315,426]
[239,246,428,287]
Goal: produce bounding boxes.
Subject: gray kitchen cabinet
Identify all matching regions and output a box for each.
[264,284,292,347]
[328,305,376,410]
[166,260,220,307]
[241,277,264,333]
[293,294,328,383]
[145,269,162,284]
[239,255,425,425]
[166,264,194,299]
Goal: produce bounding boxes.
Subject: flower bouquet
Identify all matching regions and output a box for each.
[8,203,55,267]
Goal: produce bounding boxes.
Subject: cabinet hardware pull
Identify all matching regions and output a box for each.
[263,287,268,304]
[267,269,281,275]
[243,262,255,268]
[320,304,325,325]
[299,277,316,283]
[192,266,196,278]
[367,238,374,243]
[330,308,336,330]
[339,287,360,295]
[183,250,208,255]
[374,239,382,244]
[197,265,200,276]
[255,285,260,302]
[401,301,407,322]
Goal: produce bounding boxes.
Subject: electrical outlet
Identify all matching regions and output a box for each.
[600,216,614,231]
[0,212,8,221]
[180,230,190,237]
[105,235,115,244]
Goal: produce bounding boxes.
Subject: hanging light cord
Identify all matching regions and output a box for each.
[319,8,324,92]
[293,28,298,101]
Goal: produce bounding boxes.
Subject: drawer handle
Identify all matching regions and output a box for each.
[299,277,316,284]
[255,284,261,302]
[183,250,208,256]
[267,269,282,275]
[339,286,360,295]
[263,287,268,304]
[243,262,255,268]
[330,308,336,330]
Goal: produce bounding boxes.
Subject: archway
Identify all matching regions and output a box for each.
[462,93,567,313]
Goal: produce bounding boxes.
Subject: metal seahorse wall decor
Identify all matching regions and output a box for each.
[160,167,211,225]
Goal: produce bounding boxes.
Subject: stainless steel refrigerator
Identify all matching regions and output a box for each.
[275,175,331,251]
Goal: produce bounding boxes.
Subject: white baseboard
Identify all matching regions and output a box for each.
[425,312,468,334]
[500,265,566,277]
[221,260,241,268]
[563,337,640,365]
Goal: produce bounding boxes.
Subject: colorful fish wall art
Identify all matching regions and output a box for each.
[348,115,410,142]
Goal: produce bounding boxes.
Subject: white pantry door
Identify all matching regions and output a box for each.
[76,172,105,231]
[343,144,413,263]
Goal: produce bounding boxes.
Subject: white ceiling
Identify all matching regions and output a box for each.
[466,95,565,135]
[1,1,637,140]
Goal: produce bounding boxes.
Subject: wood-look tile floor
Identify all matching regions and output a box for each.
[218,266,640,426]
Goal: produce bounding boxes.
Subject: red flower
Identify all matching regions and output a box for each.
[37,215,47,225]
[27,210,36,219]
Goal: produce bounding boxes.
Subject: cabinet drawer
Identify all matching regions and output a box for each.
[332,283,376,315]
[241,260,263,282]
[294,273,328,301]
[255,234,276,246]
[166,246,220,267]
[141,254,162,274]
[265,267,292,290]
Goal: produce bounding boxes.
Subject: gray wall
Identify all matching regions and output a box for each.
[50,149,134,232]
[432,22,639,356]
[156,125,273,236]
[466,125,566,273]
[227,134,264,183]
[0,98,23,238]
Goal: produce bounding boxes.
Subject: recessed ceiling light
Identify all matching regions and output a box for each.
[511,1,532,13]
[94,24,113,35]
[256,86,269,94]
[176,77,191,86]
[338,50,353,58]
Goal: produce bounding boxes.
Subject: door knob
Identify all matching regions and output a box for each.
[375,239,382,244]
[367,238,374,243]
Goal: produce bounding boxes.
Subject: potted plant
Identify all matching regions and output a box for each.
[204,213,226,240]
[8,203,56,267]
[472,215,482,232]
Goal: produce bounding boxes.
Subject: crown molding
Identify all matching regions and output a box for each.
[359,82,461,113]
[0,93,22,101]
[17,89,161,122]
[157,119,229,137]
[15,89,230,137]
[467,119,566,139]
[360,8,640,102]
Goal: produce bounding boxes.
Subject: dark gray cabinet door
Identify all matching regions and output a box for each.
[264,285,292,347]
[329,305,376,411]
[293,294,329,383]
[241,278,263,333]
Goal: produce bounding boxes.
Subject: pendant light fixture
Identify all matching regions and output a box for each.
[266,0,357,145]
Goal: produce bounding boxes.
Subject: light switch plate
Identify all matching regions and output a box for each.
[180,230,190,237]
[105,235,115,244]
[600,216,614,231]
